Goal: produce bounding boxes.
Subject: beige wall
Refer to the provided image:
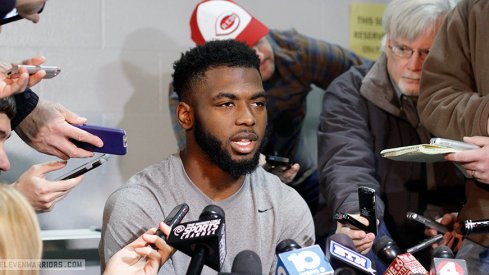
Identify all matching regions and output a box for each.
[0,0,387,257]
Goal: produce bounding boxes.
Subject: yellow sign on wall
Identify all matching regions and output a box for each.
[350,3,386,60]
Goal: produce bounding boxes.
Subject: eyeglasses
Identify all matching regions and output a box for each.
[389,44,430,60]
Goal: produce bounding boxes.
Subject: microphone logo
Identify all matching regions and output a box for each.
[433,258,468,275]
[275,245,333,275]
[167,217,226,271]
[172,219,222,239]
[287,250,322,272]
[329,240,374,273]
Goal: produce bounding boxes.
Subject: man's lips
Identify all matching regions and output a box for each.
[230,133,258,154]
[402,74,421,81]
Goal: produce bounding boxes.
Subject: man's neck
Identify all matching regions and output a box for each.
[180,150,246,201]
[392,82,419,106]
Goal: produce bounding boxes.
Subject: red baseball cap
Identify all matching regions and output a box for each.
[190,0,269,47]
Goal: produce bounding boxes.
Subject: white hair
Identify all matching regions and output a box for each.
[380,0,460,50]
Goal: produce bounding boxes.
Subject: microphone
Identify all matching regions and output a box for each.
[406,212,447,233]
[405,234,443,254]
[325,234,376,275]
[460,218,489,235]
[166,204,226,274]
[384,254,428,275]
[232,250,262,274]
[431,245,454,259]
[372,235,401,265]
[373,236,428,275]
[431,246,468,275]
[275,239,334,275]
[218,250,262,275]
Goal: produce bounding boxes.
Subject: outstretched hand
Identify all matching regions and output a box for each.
[0,56,48,99]
[12,160,84,212]
[445,136,489,184]
[264,163,300,184]
[104,222,174,275]
[424,212,462,253]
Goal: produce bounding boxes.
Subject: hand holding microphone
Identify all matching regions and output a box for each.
[106,203,191,275]
[415,213,489,236]
[407,212,463,253]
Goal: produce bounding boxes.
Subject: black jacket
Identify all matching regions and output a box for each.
[315,54,465,249]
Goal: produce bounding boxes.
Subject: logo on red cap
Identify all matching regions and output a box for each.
[216,12,240,36]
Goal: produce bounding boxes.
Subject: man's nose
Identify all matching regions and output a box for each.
[236,104,256,126]
[407,51,424,70]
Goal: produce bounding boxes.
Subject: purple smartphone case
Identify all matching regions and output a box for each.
[72,124,127,155]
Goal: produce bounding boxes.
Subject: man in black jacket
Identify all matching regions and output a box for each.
[316,0,464,271]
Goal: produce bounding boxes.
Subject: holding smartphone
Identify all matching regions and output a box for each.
[72,124,127,155]
[265,155,291,169]
[55,154,109,180]
[6,65,61,79]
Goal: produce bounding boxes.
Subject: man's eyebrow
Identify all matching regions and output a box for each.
[213,92,238,100]
[396,43,429,51]
[251,91,266,100]
[212,91,266,100]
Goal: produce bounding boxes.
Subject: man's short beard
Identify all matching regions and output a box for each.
[194,117,261,179]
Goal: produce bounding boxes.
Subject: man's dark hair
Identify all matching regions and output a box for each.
[172,39,260,102]
[0,96,16,119]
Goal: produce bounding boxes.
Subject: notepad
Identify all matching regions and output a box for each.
[380,144,464,163]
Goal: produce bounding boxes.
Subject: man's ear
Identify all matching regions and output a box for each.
[176,102,193,130]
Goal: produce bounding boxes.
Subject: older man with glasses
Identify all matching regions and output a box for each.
[315,0,463,271]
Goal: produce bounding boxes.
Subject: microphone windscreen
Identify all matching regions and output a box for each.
[431,245,454,259]
[372,235,401,265]
[231,250,262,274]
[276,239,301,254]
[200,204,225,220]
